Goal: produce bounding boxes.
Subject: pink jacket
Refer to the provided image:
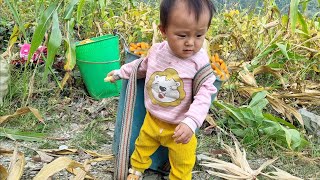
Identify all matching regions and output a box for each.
[115,41,217,132]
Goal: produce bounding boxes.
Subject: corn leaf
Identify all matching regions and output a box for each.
[44,10,62,79]
[290,0,300,33]
[35,0,45,20]
[4,0,27,40]
[279,125,293,149]
[251,44,277,66]
[213,101,247,127]
[8,25,19,48]
[263,113,296,129]
[63,19,76,72]
[301,1,308,12]
[0,128,46,142]
[248,91,267,109]
[297,11,309,38]
[64,0,79,20]
[77,0,86,25]
[99,0,106,19]
[276,43,289,60]
[28,1,59,62]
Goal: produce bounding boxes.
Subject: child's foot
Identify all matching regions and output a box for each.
[127,168,143,180]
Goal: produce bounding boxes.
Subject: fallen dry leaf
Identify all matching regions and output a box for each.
[267,94,303,126]
[41,148,78,155]
[7,146,25,180]
[273,92,320,106]
[33,157,85,180]
[67,160,94,180]
[0,106,44,124]
[87,156,114,164]
[34,151,55,163]
[0,164,8,180]
[205,115,217,127]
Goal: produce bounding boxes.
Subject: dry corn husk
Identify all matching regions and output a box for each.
[200,142,277,180]
[238,66,258,87]
[261,166,304,180]
[0,55,9,106]
[199,142,303,180]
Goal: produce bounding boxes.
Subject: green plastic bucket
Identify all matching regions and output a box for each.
[76,34,121,99]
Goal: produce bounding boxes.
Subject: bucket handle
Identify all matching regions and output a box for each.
[113,29,130,52]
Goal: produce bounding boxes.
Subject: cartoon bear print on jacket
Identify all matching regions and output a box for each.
[146,68,185,107]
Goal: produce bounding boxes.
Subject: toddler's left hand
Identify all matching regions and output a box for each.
[172,123,193,144]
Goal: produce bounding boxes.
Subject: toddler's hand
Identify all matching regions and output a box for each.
[172,123,193,144]
[104,71,117,83]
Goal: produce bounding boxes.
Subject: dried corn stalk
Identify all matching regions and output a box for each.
[200,143,303,180]
[0,55,9,106]
[200,142,277,180]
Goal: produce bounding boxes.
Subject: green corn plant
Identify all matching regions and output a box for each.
[4,0,28,42]
[4,0,80,104]
[214,91,309,151]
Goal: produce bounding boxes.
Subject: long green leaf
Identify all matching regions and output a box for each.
[290,0,300,32]
[64,18,76,71]
[4,0,27,41]
[77,0,86,25]
[301,1,308,12]
[276,43,290,60]
[35,0,45,21]
[297,11,309,38]
[312,12,320,21]
[248,91,267,108]
[28,1,59,62]
[44,10,62,79]
[0,128,46,142]
[213,101,247,126]
[99,0,106,18]
[8,25,19,48]
[64,0,79,20]
[279,125,293,149]
[263,113,296,129]
[251,44,277,66]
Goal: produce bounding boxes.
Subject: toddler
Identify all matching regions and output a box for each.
[106,0,217,179]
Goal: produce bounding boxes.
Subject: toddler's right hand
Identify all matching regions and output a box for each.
[104,71,117,83]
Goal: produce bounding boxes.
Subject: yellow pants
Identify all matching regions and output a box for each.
[130,112,197,180]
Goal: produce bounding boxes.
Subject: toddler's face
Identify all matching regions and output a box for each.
[159,2,210,59]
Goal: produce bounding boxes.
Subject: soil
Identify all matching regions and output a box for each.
[0,96,212,180]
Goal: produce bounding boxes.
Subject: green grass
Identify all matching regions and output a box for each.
[71,120,112,150]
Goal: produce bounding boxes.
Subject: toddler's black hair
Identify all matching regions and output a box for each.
[160,0,215,28]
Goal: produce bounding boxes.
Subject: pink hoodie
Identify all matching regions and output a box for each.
[115,41,217,132]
